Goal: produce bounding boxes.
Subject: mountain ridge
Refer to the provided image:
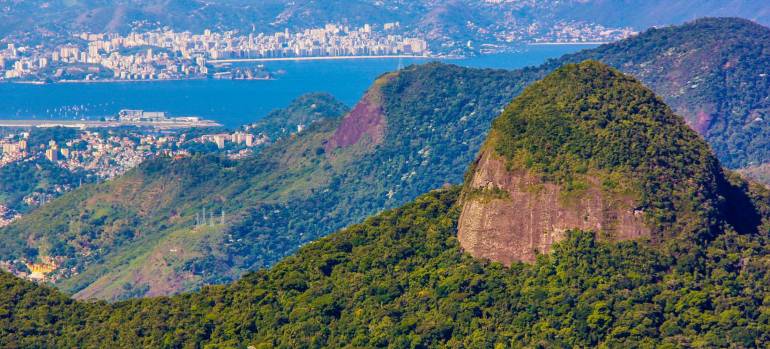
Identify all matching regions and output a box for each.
[4,1,770,55]
[1,64,770,347]
[3,17,770,300]
[552,17,770,169]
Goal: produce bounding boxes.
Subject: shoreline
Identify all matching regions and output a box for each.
[0,77,277,85]
[527,42,608,45]
[208,54,431,63]
[0,119,222,129]
[0,49,603,85]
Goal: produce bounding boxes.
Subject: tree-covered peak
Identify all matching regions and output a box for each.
[483,61,725,241]
[551,17,770,169]
[490,60,712,175]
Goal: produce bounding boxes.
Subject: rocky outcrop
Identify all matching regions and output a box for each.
[325,88,386,152]
[458,150,650,265]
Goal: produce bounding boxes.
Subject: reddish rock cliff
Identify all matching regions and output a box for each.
[325,84,386,152]
[458,149,650,265]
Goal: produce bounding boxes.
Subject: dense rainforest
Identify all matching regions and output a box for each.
[2,17,770,300]
[488,61,723,239]
[553,17,770,170]
[2,63,770,348]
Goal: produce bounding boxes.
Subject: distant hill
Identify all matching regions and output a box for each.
[2,62,770,348]
[3,18,770,300]
[554,17,770,170]
[3,1,770,54]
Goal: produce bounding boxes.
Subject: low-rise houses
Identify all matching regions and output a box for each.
[0,204,20,227]
[0,126,270,187]
[0,122,274,232]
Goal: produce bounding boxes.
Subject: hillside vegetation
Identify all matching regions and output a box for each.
[489,61,722,238]
[3,18,770,300]
[554,17,770,170]
[0,63,770,348]
[3,188,770,346]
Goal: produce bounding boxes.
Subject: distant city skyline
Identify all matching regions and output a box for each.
[0,23,429,83]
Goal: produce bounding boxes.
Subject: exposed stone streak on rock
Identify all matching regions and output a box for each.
[458,150,650,265]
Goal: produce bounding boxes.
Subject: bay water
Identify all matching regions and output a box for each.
[0,44,596,128]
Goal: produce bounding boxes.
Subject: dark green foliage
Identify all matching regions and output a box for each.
[0,127,91,212]
[0,157,91,212]
[490,61,723,240]
[552,17,770,169]
[3,18,770,300]
[248,92,350,140]
[2,187,770,347]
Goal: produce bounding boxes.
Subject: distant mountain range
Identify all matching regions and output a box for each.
[3,1,770,54]
[3,60,770,348]
[1,17,768,301]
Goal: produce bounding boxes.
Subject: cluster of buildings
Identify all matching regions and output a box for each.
[56,132,190,178]
[0,136,27,166]
[0,123,273,199]
[0,129,188,180]
[529,21,636,43]
[197,131,268,150]
[0,204,20,227]
[200,23,428,59]
[0,23,428,82]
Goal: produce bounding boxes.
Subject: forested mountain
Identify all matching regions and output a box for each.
[553,17,770,170]
[2,62,770,348]
[3,18,770,300]
[0,62,531,300]
[3,0,770,54]
[458,61,751,265]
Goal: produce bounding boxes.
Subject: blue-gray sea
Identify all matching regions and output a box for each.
[0,45,596,128]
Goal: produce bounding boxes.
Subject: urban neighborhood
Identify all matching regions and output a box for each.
[0,23,429,82]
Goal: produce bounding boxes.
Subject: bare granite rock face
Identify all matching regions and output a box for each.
[458,150,650,265]
[324,77,389,152]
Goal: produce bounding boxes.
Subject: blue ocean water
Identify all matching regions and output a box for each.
[0,45,595,128]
